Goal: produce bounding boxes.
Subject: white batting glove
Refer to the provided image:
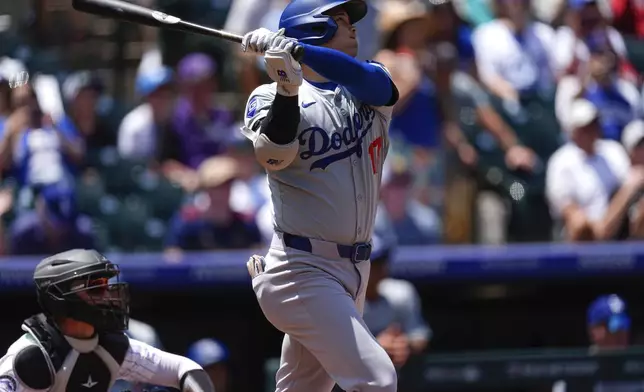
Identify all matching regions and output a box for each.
[242,28,292,54]
[264,47,302,97]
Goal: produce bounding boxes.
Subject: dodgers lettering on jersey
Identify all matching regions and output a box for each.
[298,103,377,171]
[241,73,393,245]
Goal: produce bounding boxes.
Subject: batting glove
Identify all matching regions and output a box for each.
[264,46,302,97]
[242,28,292,54]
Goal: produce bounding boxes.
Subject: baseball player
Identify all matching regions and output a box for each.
[362,234,431,369]
[553,294,641,392]
[240,0,400,390]
[0,249,214,392]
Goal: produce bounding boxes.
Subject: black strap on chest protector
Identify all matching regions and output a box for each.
[14,314,72,390]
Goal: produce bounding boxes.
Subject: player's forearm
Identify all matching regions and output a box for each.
[259,93,300,145]
[476,105,519,151]
[592,184,639,240]
[300,44,396,106]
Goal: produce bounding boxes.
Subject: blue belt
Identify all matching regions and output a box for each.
[282,233,372,264]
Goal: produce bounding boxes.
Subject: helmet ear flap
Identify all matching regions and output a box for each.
[36,285,70,322]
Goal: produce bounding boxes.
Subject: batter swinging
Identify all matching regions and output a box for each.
[240,0,400,391]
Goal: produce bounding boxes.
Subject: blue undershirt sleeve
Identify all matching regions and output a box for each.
[300,44,397,107]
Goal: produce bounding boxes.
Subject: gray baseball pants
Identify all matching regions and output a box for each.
[250,233,397,392]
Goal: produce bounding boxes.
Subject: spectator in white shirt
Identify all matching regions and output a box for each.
[117,66,174,160]
[623,120,644,166]
[621,119,644,238]
[546,99,644,241]
[472,0,557,103]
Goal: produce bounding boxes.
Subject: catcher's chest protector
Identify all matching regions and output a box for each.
[14,315,129,392]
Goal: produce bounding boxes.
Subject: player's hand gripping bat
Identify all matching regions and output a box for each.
[71,0,304,61]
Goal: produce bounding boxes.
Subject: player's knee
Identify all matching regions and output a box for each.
[369,362,397,392]
[343,360,397,392]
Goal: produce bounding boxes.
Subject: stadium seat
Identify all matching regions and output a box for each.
[90,218,112,252]
[139,218,167,251]
[109,195,152,251]
[92,147,147,195]
[76,175,107,216]
[135,169,185,221]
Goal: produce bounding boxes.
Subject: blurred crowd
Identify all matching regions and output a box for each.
[0,0,644,255]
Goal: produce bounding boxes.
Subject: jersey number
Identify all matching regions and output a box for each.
[368,137,383,175]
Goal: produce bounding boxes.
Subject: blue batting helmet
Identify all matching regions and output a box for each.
[187,338,229,367]
[279,0,368,45]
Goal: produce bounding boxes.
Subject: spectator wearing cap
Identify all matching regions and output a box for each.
[376,154,441,245]
[555,27,641,142]
[546,99,644,241]
[553,294,635,392]
[621,119,644,238]
[118,66,175,160]
[187,338,230,392]
[0,82,83,193]
[587,294,630,352]
[159,53,236,193]
[8,187,95,255]
[472,0,557,104]
[374,1,438,151]
[429,0,477,74]
[554,0,634,79]
[164,156,261,254]
[623,120,644,166]
[57,70,114,150]
[363,234,431,370]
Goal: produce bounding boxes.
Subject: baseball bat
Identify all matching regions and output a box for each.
[71,0,304,61]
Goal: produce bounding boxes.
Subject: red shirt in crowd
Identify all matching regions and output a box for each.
[612,0,644,38]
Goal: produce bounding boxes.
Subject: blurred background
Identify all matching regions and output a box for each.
[2,0,644,390]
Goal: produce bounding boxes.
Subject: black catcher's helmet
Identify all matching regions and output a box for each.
[33,249,130,332]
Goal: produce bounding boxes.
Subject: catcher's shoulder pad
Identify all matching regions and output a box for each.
[15,315,71,390]
[98,332,129,365]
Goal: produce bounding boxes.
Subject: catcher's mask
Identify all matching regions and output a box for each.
[34,249,130,332]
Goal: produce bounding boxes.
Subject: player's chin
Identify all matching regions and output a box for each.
[346,42,359,58]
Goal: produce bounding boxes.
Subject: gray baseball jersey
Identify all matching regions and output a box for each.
[241,72,392,244]
[243,64,399,392]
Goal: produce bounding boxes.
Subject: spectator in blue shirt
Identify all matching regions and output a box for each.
[374,1,439,150]
[164,155,261,254]
[556,30,642,142]
[8,186,95,255]
[376,154,441,245]
[0,83,83,194]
